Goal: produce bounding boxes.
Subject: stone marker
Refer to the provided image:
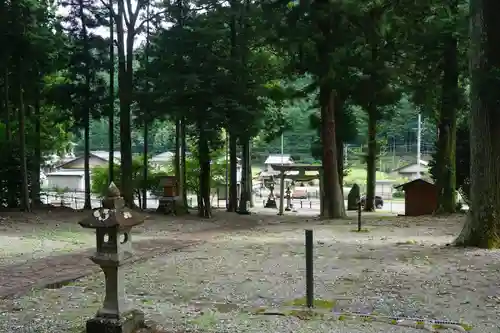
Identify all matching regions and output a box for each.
[347,184,361,211]
[79,182,146,333]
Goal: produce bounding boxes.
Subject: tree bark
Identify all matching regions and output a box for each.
[77,0,92,210]
[180,117,187,207]
[198,124,211,218]
[319,86,344,218]
[435,1,458,214]
[31,94,42,205]
[108,0,115,184]
[314,0,344,219]
[456,0,500,248]
[228,133,238,211]
[116,0,134,206]
[174,118,181,191]
[238,139,250,214]
[18,73,30,212]
[3,68,10,141]
[142,122,148,209]
[248,140,254,208]
[364,106,377,212]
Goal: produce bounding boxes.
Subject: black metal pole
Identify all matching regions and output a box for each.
[357,200,362,231]
[305,229,314,308]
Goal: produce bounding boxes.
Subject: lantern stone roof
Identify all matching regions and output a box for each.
[79,182,146,229]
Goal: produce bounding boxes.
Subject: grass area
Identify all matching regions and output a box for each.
[344,168,408,186]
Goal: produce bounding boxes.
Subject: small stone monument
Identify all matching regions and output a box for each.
[79,182,146,333]
[347,183,361,211]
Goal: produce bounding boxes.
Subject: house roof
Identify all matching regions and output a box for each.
[151,151,174,163]
[392,159,429,173]
[90,150,121,161]
[265,154,293,165]
[55,150,121,168]
[47,170,85,177]
[394,178,434,189]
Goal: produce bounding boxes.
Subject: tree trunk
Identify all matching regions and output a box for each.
[248,141,254,208]
[31,95,42,205]
[314,0,344,219]
[335,96,346,215]
[116,1,134,206]
[364,106,377,212]
[175,118,181,195]
[455,0,500,248]
[141,0,151,211]
[108,0,115,183]
[319,86,344,218]
[78,0,92,210]
[18,76,30,212]
[435,6,458,214]
[336,136,346,216]
[198,125,211,218]
[3,68,10,141]
[228,133,238,211]
[142,122,148,209]
[181,118,187,207]
[238,139,250,214]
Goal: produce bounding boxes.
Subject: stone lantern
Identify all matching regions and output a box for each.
[79,182,146,333]
[285,185,292,211]
[264,175,277,208]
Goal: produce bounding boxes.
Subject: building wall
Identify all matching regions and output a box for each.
[47,175,85,191]
[404,182,437,216]
[375,182,394,200]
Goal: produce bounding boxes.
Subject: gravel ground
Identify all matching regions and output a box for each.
[0,209,263,266]
[1,214,498,332]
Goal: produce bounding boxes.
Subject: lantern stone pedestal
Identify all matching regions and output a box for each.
[79,182,147,333]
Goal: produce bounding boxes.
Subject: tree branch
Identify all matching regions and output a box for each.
[136,8,168,31]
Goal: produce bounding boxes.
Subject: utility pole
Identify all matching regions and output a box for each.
[280,133,284,165]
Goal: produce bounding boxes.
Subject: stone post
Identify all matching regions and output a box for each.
[79,182,146,333]
[278,171,285,215]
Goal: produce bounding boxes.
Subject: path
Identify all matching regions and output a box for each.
[0,217,263,299]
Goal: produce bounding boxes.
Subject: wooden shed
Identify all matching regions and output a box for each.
[395,179,437,216]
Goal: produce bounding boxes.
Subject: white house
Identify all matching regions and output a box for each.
[55,150,121,170]
[151,152,174,164]
[392,159,429,179]
[46,170,85,191]
[264,154,294,172]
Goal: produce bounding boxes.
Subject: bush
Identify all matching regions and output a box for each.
[392,188,404,198]
[91,157,168,205]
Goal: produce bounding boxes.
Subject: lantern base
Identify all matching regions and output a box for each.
[86,309,144,333]
[264,199,277,208]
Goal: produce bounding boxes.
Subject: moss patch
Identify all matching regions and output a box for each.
[284,298,336,309]
[350,228,370,233]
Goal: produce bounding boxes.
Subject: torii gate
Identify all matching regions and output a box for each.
[269,163,324,215]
